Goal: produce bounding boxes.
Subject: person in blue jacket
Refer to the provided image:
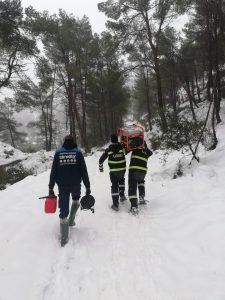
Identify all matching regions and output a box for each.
[48,134,91,246]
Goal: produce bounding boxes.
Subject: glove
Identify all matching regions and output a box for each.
[99,163,103,172]
[144,141,148,149]
[49,188,55,197]
[86,187,91,195]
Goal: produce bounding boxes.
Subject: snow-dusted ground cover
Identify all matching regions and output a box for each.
[1,119,225,300]
[0,142,27,165]
[0,141,54,175]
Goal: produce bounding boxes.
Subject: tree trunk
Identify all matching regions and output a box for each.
[213,8,222,123]
[194,63,202,103]
[68,80,76,139]
[6,116,15,148]
[47,65,57,151]
[154,58,167,131]
[143,11,167,131]
[209,103,218,150]
[205,1,214,104]
[143,69,152,131]
[78,61,89,152]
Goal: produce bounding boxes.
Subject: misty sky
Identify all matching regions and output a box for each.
[21,0,188,34]
[21,0,107,33]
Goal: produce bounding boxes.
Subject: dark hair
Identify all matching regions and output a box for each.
[63,134,77,149]
[64,134,74,142]
[111,133,118,143]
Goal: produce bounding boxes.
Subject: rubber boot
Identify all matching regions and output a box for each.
[69,201,80,227]
[139,196,146,205]
[120,195,127,202]
[60,218,69,247]
[130,199,139,215]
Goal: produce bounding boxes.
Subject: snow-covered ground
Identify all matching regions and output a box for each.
[0,142,27,165]
[0,141,54,174]
[1,121,225,300]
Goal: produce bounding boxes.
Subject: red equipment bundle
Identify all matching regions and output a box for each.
[118,123,144,151]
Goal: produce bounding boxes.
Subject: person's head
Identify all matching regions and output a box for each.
[111,133,118,143]
[63,134,77,149]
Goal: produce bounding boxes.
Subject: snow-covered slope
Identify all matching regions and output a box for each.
[0,141,27,165]
[0,123,225,300]
[0,141,54,175]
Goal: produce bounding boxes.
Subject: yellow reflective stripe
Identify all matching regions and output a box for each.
[132,155,148,162]
[109,150,123,155]
[129,166,147,171]
[138,183,145,186]
[99,163,103,166]
[108,159,126,164]
[110,167,126,172]
[129,195,137,199]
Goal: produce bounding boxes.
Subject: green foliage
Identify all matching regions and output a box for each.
[86,32,130,144]
[0,0,23,46]
[0,167,7,190]
[150,130,163,151]
[0,0,38,88]
[151,113,205,153]
[0,98,27,148]
[14,56,58,150]
[0,163,32,190]
[133,70,157,117]
[173,0,194,14]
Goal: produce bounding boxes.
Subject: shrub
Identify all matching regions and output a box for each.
[3,149,14,159]
[154,113,205,155]
[0,164,33,190]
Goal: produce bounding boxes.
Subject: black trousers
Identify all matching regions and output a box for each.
[128,170,146,207]
[58,185,81,219]
[109,172,125,207]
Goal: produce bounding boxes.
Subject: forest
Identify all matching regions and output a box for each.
[0,0,224,160]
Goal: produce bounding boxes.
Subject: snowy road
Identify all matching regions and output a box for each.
[1,136,225,300]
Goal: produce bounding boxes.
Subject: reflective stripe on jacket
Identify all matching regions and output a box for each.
[99,143,126,172]
[129,147,153,173]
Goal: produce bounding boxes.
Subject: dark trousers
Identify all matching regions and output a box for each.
[110,172,125,207]
[58,185,81,219]
[128,171,146,208]
[138,181,145,198]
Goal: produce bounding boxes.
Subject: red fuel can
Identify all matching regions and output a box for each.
[45,196,57,214]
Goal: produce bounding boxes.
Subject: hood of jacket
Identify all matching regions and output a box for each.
[109,142,123,153]
[62,139,78,149]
